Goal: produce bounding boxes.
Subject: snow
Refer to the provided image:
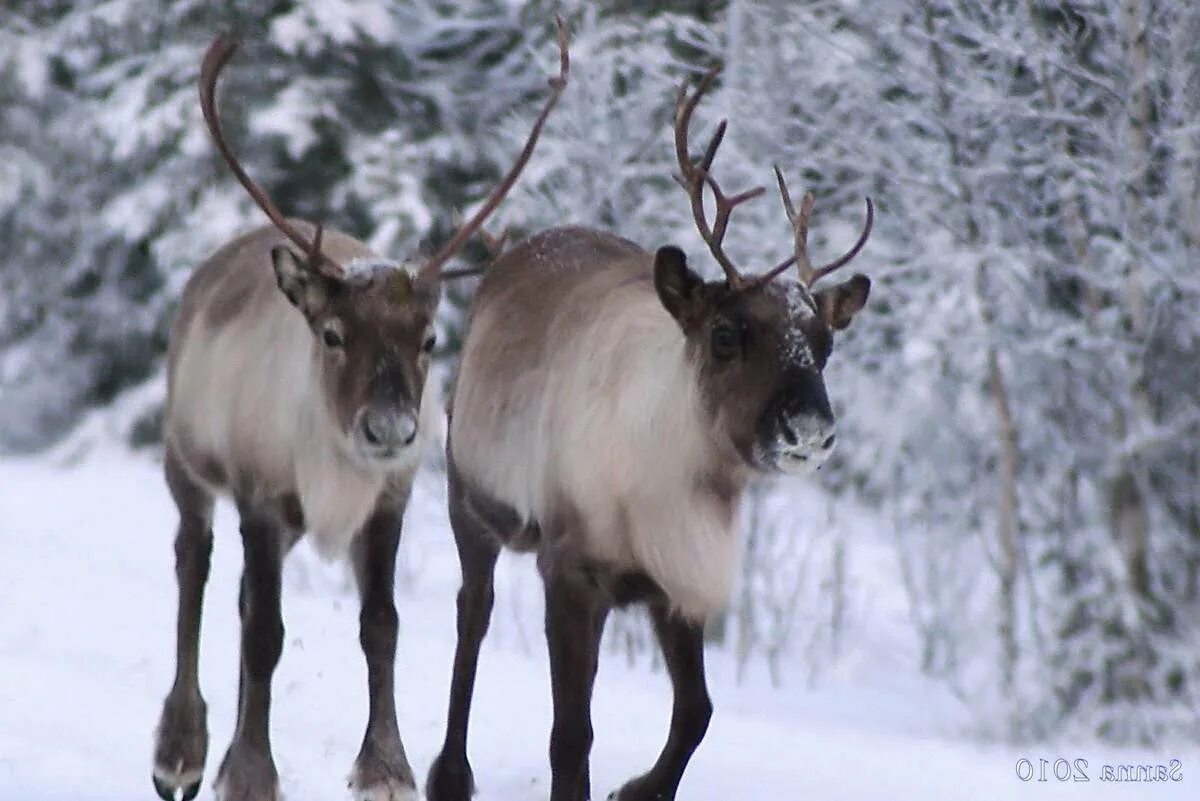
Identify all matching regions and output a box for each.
[342,258,412,283]
[270,0,398,56]
[1,452,1195,800]
[250,83,339,162]
[780,281,817,368]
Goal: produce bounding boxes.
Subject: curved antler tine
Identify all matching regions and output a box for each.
[741,257,796,292]
[706,177,766,247]
[729,186,768,205]
[773,165,796,219]
[439,264,486,280]
[794,191,816,283]
[771,164,817,286]
[674,66,721,150]
[310,223,324,259]
[673,65,766,288]
[200,33,240,98]
[420,15,570,282]
[750,171,873,292]
[308,224,342,278]
[697,119,727,176]
[808,197,874,286]
[199,33,342,275]
[552,14,570,89]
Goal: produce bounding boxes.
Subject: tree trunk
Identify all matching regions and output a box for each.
[924,6,1021,696]
[1098,0,1157,708]
[987,347,1020,692]
[1168,4,1200,251]
[1116,0,1153,607]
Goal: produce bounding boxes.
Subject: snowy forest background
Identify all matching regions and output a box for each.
[3,0,1200,750]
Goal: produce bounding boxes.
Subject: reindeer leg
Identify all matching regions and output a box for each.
[427,467,501,801]
[608,604,711,801]
[348,500,418,801]
[214,503,285,801]
[544,569,610,801]
[153,446,215,801]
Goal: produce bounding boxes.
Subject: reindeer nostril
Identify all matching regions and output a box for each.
[362,415,383,446]
[822,433,836,450]
[779,415,798,446]
[397,411,418,446]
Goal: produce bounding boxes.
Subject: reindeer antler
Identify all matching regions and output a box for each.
[746,167,874,290]
[673,67,766,289]
[199,33,342,277]
[672,67,873,293]
[418,16,570,282]
[435,226,510,280]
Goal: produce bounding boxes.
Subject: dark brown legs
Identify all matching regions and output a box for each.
[153,447,215,801]
[545,572,610,801]
[427,471,500,801]
[608,605,712,801]
[427,460,714,801]
[348,503,418,799]
[214,503,287,801]
[429,546,614,801]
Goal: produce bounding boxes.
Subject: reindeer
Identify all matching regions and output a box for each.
[425,67,875,801]
[151,25,568,801]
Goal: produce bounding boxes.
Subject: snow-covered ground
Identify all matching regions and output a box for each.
[0,450,1194,800]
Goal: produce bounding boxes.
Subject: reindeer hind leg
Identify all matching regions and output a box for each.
[427,460,503,801]
[607,603,711,801]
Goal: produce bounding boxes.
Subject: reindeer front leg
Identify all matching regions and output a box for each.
[214,503,286,801]
[348,500,417,801]
[153,447,215,801]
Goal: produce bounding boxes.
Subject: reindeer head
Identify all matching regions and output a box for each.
[657,68,874,475]
[270,250,440,465]
[198,23,568,466]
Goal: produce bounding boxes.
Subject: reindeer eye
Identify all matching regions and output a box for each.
[322,327,344,349]
[711,322,739,361]
[421,333,437,354]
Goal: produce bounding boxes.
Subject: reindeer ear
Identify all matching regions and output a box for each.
[813,273,870,331]
[271,245,331,319]
[654,246,708,328]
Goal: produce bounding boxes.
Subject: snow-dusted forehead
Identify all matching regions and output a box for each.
[782,281,817,320]
[342,257,416,285]
[778,281,817,369]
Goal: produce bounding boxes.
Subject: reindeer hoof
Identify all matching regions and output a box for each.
[152,763,205,801]
[152,775,202,801]
[214,743,280,801]
[349,779,419,801]
[152,776,174,801]
[608,774,670,801]
[153,690,208,801]
[349,735,418,801]
[426,751,475,801]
